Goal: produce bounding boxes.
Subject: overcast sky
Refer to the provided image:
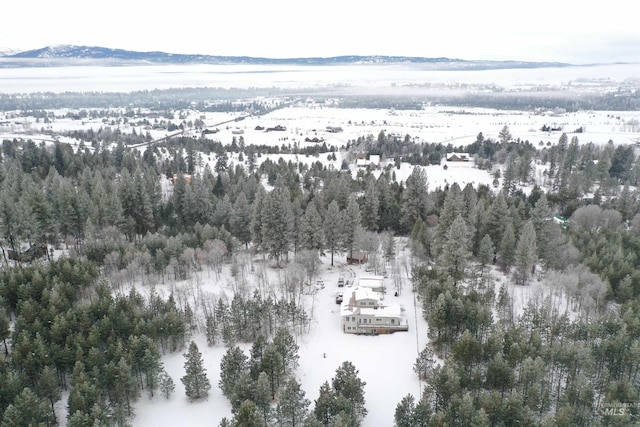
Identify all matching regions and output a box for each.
[4,0,639,64]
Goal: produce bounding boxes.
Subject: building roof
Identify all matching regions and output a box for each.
[358,276,385,289]
[446,152,470,161]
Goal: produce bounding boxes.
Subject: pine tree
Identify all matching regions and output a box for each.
[498,220,516,270]
[314,381,335,426]
[276,376,310,427]
[230,192,253,248]
[324,201,342,266]
[438,215,471,285]
[261,187,294,266]
[361,178,379,231]
[234,399,265,427]
[342,196,362,261]
[434,183,464,256]
[251,187,266,252]
[414,346,436,381]
[219,346,249,398]
[530,194,553,264]
[330,361,367,423]
[498,125,512,144]
[401,166,429,230]
[1,387,55,427]
[514,221,538,285]
[273,328,300,372]
[298,203,324,253]
[477,234,495,276]
[254,372,272,425]
[36,365,61,423]
[394,394,416,427]
[486,192,509,248]
[159,371,175,399]
[262,343,285,399]
[181,341,211,400]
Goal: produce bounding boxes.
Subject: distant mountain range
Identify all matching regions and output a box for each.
[0,45,574,70]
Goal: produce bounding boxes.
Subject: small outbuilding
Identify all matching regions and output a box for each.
[347,250,368,264]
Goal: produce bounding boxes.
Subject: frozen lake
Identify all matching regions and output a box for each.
[0,62,637,94]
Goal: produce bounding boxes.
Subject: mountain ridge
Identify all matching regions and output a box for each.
[0,44,577,70]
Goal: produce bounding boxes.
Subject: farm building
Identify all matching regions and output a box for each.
[341,288,408,335]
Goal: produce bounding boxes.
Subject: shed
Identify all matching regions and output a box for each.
[347,250,368,264]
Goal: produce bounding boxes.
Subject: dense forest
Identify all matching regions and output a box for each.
[1,112,640,426]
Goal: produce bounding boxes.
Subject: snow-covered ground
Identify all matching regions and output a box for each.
[3,104,639,154]
[126,241,428,426]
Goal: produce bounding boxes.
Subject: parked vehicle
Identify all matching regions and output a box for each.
[338,277,345,287]
[336,292,344,304]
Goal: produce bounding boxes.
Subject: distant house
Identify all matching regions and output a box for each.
[341,288,408,335]
[326,126,343,133]
[266,125,286,132]
[347,250,368,264]
[446,152,470,162]
[304,137,325,143]
[232,128,244,134]
[355,155,380,169]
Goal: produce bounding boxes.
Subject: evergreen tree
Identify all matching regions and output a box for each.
[438,215,471,285]
[298,203,324,253]
[342,196,362,261]
[361,178,379,231]
[477,234,495,277]
[261,187,294,266]
[434,183,465,256]
[530,193,553,264]
[514,221,538,285]
[251,187,266,252]
[276,376,311,427]
[36,366,61,423]
[230,192,253,248]
[159,371,175,399]
[394,394,417,427]
[414,345,436,381]
[486,192,509,248]
[498,219,516,269]
[324,201,342,266]
[219,347,249,398]
[254,372,272,425]
[1,387,55,427]
[273,328,300,372]
[262,343,285,399]
[502,154,518,195]
[498,125,512,143]
[314,381,335,426]
[330,361,367,424]
[181,341,211,400]
[401,166,429,230]
[234,399,265,427]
